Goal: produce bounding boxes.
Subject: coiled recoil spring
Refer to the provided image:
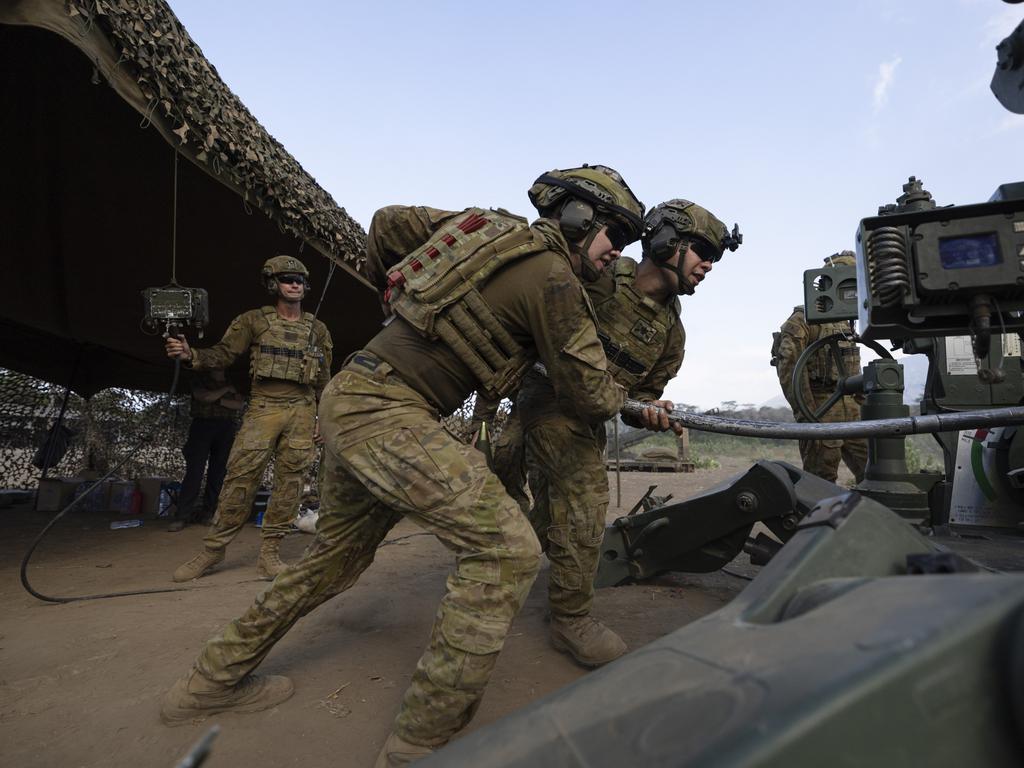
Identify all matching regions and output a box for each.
[866,226,911,307]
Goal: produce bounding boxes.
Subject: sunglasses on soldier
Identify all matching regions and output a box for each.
[689,237,723,264]
[276,274,306,285]
[603,220,632,252]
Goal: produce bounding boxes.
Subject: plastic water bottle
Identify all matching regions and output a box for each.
[110,519,143,530]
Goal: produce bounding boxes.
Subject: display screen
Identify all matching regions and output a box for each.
[938,233,1002,270]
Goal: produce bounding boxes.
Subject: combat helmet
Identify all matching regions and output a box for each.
[641,199,742,295]
[261,254,309,294]
[824,250,856,268]
[529,165,645,277]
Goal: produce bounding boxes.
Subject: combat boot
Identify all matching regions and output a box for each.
[172,548,224,582]
[550,615,627,668]
[255,537,287,580]
[373,733,435,767]
[160,669,294,726]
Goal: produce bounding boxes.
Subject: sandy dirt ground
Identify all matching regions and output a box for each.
[1,457,775,767]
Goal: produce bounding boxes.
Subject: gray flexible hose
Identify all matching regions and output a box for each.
[619,400,1024,440]
[531,362,1023,440]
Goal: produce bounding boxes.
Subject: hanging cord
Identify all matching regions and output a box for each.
[171,150,179,284]
[21,147,195,604]
[299,259,338,358]
[311,260,337,319]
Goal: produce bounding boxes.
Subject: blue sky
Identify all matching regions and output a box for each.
[168,0,1024,409]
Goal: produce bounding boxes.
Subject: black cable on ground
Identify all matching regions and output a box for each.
[20,358,195,604]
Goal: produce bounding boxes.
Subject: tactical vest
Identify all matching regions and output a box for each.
[784,308,861,386]
[385,208,545,399]
[250,307,326,385]
[590,259,679,390]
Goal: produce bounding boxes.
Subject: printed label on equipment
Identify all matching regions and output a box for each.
[945,336,977,375]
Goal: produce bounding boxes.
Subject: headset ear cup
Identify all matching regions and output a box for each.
[559,199,595,243]
[649,225,679,263]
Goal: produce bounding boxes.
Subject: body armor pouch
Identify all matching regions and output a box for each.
[250,308,324,385]
[386,208,542,398]
[591,259,674,390]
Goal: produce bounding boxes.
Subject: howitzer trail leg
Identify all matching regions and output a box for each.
[595,461,847,586]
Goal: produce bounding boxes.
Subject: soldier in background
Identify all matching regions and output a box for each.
[160,165,643,766]
[518,199,740,667]
[165,255,333,580]
[773,251,867,483]
[166,368,243,533]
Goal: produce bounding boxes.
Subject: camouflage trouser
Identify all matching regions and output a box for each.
[203,395,316,551]
[490,406,530,518]
[523,414,608,618]
[797,393,868,484]
[194,353,540,747]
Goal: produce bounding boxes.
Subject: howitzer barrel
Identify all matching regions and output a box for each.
[620,400,1024,440]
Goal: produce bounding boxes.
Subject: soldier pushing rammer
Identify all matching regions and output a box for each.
[165,255,333,581]
[517,198,741,666]
[160,165,642,766]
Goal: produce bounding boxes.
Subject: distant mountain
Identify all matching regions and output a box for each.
[758,393,789,409]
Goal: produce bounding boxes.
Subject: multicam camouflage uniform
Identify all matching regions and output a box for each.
[188,307,332,553]
[518,257,685,618]
[182,200,628,749]
[775,307,867,483]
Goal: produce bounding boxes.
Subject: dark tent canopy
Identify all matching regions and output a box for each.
[0,0,381,396]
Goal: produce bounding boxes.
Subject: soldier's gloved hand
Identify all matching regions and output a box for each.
[313,417,324,446]
[165,334,193,362]
[639,400,685,436]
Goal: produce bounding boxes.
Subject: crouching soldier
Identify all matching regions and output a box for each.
[518,199,741,666]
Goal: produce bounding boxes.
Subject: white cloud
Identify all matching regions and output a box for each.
[981,7,1023,49]
[873,56,902,114]
[994,113,1024,134]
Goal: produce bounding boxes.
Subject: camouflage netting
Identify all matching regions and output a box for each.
[0,368,192,491]
[64,0,367,270]
[442,394,514,443]
[0,364,509,501]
